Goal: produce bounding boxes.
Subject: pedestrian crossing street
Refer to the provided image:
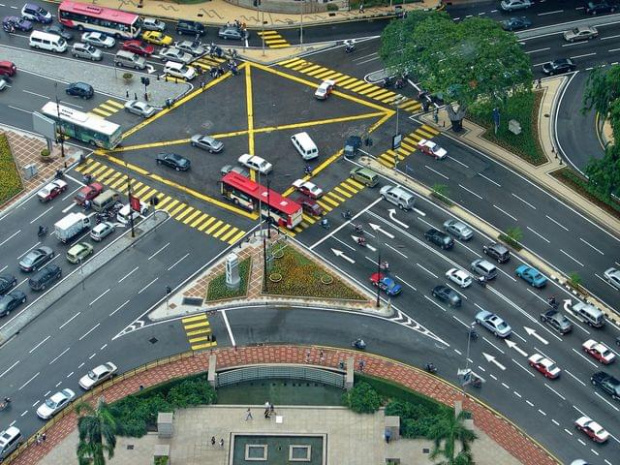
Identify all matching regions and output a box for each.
[375,124,441,168]
[277,58,422,113]
[182,314,217,351]
[257,30,290,49]
[89,99,125,118]
[75,159,246,245]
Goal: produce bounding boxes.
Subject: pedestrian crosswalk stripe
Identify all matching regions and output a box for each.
[134,184,151,198]
[81,163,98,174]
[326,191,346,202]
[98,167,115,180]
[183,314,206,323]
[227,230,246,244]
[198,216,216,231]
[366,89,390,99]
[109,176,128,190]
[220,227,239,242]
[184,321,209,330]
[358,85,381,96]
[345,178,364,190]
[191,213,209,228]
[183,209,202,224]
[162,199,179,211]
[303,64,321,74]
[333,186,352,198]
[100,103,120,113]
[175,207,195,221]
[140,189,157,202]
[170,203,187,216]
[130,180,143,191]
[320,196,339,207]
[315,70,335,80]
[156,196,171,209]
[307,67,328,77]
[338,183,360,194]
[422,124,440,136]
[337,77,358,87]
[106,100,124,109]
[91,109,112,117]
[348,82,372,92]
[90,164,110,178]
[291,62,309,71]
[212,223,230,238]
[401,141,416,152]
[103,171,122,184]
[277,58,298,66]
[206,219,223,234]
[417,128,436,139]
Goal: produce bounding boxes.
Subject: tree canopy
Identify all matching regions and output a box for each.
[380,12,532,115]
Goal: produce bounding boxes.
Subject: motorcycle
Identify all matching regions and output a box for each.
[55,169,65,180]
[475,276,487,287]
[320,218,330,230]
[356,236,367,247]
[547,297,559,310]
[379,261,390,273]
[341,210,352,220]
[83,174,93,184]
[344,40,355,53]
[468,328,479,341]
[353,224,364,235]
[352,339,366,350]
[0,397,11,411]
[424,363,438,374]
[37,226,48,237]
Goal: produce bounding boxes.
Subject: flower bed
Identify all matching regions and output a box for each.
[206,257,252,301]
[0,133,23,205]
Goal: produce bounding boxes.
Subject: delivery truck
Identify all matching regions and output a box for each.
[54,212,92,243]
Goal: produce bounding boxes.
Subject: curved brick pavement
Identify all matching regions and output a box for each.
[10,346,559,465]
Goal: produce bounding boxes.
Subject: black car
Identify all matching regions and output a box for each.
[28,264,62,291]
[176,20,205,36]
[482,241,510,263]
[0,290,27,317]
[431,285,462,307]
[591,371,620,400]
[66,82,94,99]
[44,25,74,41]
[501,17,532,31]
[156,153,191,171]
[542,59,576,75]
[344,135,362,158]
[585,1,617,14]
[0,275,17,295]
[424,228,454,249]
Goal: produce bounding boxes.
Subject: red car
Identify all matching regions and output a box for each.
[0,60,17,77]
[37,179,68,202]
[122,40,154,56]
[528,353,561,379]
[74,182,104,205]
[582,339,615,364]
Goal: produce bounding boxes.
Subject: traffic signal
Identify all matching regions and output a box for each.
[141,76,150,87]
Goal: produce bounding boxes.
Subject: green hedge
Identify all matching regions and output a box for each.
[341,381,383,413]
[207,257,251,301]
[552,167,620,218]
[0,133,23,205]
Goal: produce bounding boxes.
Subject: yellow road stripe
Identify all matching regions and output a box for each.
[161,199,179,211]
[366,89,391,99]
[333,186,352,198]
[206,220,223,234]
[422,124,440,136]
[417,128,435,139]
[314,70,336,79]
[278,58,298,66]
[227,230,246,244]
[175,207,195,221]
[184,321,210,330]
[337,77,357,87]
[220,227,238,242]
[321,195,340,207]
[99,103,119,113]
[306,67,329,77]
[134,185,151,198]
[338,183,359,194]
[317,200,332,211]
[186,329,210,336]
[191,342,217,350]
[105,100,124,109]
[91,109,113,117]
[189,336,213,343]
[198,216,216,231]
[212,223,230,238]
[270,44,289,49]
[191,213,209,228]
[345,178,364,189]
[358,85,381,95]
[245,64,255,155]
[91,165,109,177]
[169,203,187,216]
[183,314,207,323]
[183,210,202,224]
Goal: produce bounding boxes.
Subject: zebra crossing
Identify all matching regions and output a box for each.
[75,159,246,245]
[277,58,422,113]
[182,314,217,351]
[191,54,226,73]
[257,30,290,49]
[375,124,441,168]
[90,99,125,118]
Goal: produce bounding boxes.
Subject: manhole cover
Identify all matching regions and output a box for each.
[183,297,204,306]
[127,445,134,450]
[149,337,158,344]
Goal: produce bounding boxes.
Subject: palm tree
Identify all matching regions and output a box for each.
[429,410,477,465]
[75,397,117,465]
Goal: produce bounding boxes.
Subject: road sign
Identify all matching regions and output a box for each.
[392,133,402,150]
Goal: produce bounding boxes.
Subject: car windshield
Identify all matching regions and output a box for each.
[45,398,57,408]
[87,370,97,380]
[497,322,508,330]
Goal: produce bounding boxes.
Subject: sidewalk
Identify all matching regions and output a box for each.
[10,346,559,465]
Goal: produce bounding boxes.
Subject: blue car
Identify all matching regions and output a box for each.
[370,272,402,296]
[515,264,548,288]
[3,16,33,32]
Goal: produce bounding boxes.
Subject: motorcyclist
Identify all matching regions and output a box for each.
[356,236,366,246]
[342,210,352,220]
[320,218,330,229]
[425,362,437,373]
[38,225,47,236]
[354,224,363,234]
[380,261,389,271]
[353,338,366,349]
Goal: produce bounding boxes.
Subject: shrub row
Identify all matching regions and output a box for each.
[552,167,620,218]
[0,133,23,205]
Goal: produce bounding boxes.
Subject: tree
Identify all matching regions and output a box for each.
[342,382,383,414]
[582,66,620,117]
[75,398,117,465]
[429,410,477,465]
[380,12,532,131]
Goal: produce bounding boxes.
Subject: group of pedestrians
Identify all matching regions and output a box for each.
[244,402,276,421]
[210,435,225,448]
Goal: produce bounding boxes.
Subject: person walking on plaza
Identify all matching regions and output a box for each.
[246,408,253,421]
[359,2,364,13]
[211,436,216,446]
[220,438,225,448]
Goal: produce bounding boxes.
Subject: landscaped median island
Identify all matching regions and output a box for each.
[206,257,252,301]
[0,132,23,205]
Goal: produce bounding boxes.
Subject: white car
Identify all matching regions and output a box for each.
[90,222,115,242]
[238,154,273,175]
[528,353,561,379]
[36,388,75,419]
[314,79,335,100]
[124,100,157,118]
[79,362,118,390]
[582,339,616,364]
[0,77,7,91]
[575,415,609,443]
[604,267,620,290]
[292,179,323,199]
[37,179,68,202]
[117,202,149,225]
[159,47,193,64]
[445,268,473,288]
[417,139,447,159]
[81,32,116,48]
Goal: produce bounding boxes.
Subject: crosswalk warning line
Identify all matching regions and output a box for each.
[220,227,239,242]
[283,59,303,68]
[189,336,212,343]
[170,203,187,216]
[206,220,224,235]
[106,100,124,109]
[192,342,216,350]
[191,213,209,228]
[337,77,357,87]
[302,64,321,74]
[307,67,329,77]
[366,89,391,99]
[212,223,231,238]
[422,124,440,136]
[320,196,339,207]
[291,62,310,71]
[315,70,337,80]
[347,82,370,92]
[161,199,179,212]
[333,186,353,198]
[91,109,113,117]
[134,184,151,198]
[278,58,298,66]
[338,183,360,195]
[183,210,202,224]
[198,216,216,231]
[186,329,210,337]
[183,314,207,323]
[316,200,332,211]
[344,178,364,189]
[99,103,120,113]
[184,321,210,330]
[91,165,110,177]
[417,128,436,139]
[175,207,195,221]
[227,230,246,245]
[81,162,100,174]
[358,85,381,95]
[103,171,122,184]
[326,191,346,202]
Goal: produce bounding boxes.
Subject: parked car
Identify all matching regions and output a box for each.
[37,179,68,202]
[3,16,33,32]
[176,20,205,36]
[431,285,462,307]
[122,39,154,56]
[417,139,447,159]
[292,179,323,199]
[515,264,548,287]
[582,339,615,364]
[528,353,561,379]
[539,309,572,334]
[81,32,116,48]
[563,26,598,42]
[79,362,118,390]
[220,164,249,178]
[475,310,512,337]
[124,100,156,118]
[175,40,205,56]
[0,77,7,92]
[191,134,224,153]
[315,80,335,100]
[238,154,272,174]
[218,26,248,40]
[585,1,616,14]
[443,219,473,241]
[575,416,609,443]
[36,388,75,420]
[90,222,115,242]
[500,0,532,11]
[75,182,104,205]
[542,59,576,75]
[483,241,510,263]
[603,267,620,290]
[44,25,74,41]
[156,152,191,171]
[370,273,402,296]
[424,228,454,249]
[159,47,193,64]
[445,268,473,288]
[142,31,173,46]
[66,82,94,99]
[0,290,26,317]
[19,246,55,272]
[590,371,620,400]
[141,17,166,32]
[66,242,94,264]
[501,16,532,31]
[0,275,17,295]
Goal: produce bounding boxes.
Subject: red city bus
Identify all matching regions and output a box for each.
[221,172,303,230]
[58,1,141,39]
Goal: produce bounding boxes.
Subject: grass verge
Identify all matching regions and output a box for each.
[206,257,251,301]
[0,133,23,205]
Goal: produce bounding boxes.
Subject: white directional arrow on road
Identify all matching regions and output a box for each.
[146,64,156,74]
[483,352,506,371]
[369,223,395,239]
[388,209,410,228]
[331,248,355,264]
[524,327,549,345]
[562,299,573,312]
[505,340,528,357]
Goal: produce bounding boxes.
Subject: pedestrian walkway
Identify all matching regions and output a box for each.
[89,99,125,118]
[11,346,558,465]
[256,30,291,49]
[375,125,440,167]
[278,57,422,113]
[75,158,246,245]
[182,313,217,351]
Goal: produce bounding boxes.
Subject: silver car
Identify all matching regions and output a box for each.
[124,100,156,118]
[500,0,531,11]
[19,246,55,272]
[142,17,166,32]
[563,26,598,42]
[604,267,620,290]
[159,47,193,64]
[175,40,206,57]
[90,222,115,242]
[81,32,116,48]
[443,219,473,241]
[191,134,224,153]
[475,310,512,338]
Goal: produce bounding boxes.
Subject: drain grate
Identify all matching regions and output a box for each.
[149,337,158,344]
[183,297,204,306]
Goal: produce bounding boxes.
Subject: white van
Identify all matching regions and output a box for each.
[291,132,318,160]
[117,202,149,225]
[380,185,415,211]
[29,31,68,53]
[114,50,146,70]
[163,61,196,81]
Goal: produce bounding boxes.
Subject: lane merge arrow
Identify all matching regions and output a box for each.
[483,352,506,370]
[331,248,355,264]
[524,327,549,345]
[388,209,410,229]
[505,340,528,357]
[369,223,395,239]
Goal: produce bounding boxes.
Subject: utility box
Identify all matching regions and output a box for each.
[157,412,174,438]
[385,415,400,441]
[225,253,240,290]
[22,163,38,180]
[508,119,522,135]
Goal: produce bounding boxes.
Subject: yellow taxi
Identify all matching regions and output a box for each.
[142,31,173,46]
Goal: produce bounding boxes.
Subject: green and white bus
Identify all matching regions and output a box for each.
[41,102,122,149]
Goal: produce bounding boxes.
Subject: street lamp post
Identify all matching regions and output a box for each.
[300,0,305,48]
[54,83,65,160]
[375,252,381,308]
